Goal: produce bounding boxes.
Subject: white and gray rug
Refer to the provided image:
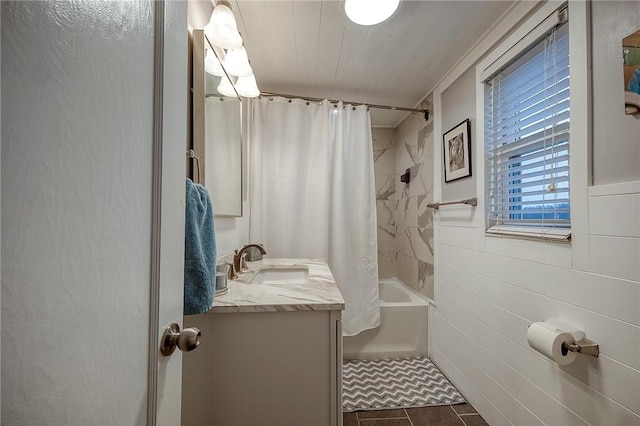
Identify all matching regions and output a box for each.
[343,357,465,412]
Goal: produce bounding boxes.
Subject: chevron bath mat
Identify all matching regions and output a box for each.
[343,357,465,412]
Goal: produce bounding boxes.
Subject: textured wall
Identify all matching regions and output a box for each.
[1,1,154,424]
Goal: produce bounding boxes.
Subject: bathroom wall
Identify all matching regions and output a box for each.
[214,203,250,259]
[591,1,640,185]
[373,97,436,300]
[393,102,436,300]
[429,2,640,425]
[372,127,397,278]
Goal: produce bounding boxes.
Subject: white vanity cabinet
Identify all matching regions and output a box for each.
[182,309,342,426]
[181,259,345,426]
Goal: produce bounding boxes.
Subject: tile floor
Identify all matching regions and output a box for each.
[343,403,488,426]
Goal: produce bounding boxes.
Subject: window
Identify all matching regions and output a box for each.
[485,16,570,241]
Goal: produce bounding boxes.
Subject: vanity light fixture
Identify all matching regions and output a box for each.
[204,47,225,77]
[205,0,243,50]
[344,0,399,26]
[217,75,238,98]
[234,73,260,98]
[223,47,253,77]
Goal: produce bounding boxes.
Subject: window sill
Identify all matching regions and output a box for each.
[486,225,571,243]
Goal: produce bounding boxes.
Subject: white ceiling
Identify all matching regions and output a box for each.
[224,0,515,127]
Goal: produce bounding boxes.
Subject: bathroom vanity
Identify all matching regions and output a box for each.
[182,259,345,426]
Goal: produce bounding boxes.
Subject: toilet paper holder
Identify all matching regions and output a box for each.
[561,338,599,358]
[547,317,600,359]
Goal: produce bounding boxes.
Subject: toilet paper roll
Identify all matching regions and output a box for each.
[527,322,577,365]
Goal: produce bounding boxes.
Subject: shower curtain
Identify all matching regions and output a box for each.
[249,96,380,336]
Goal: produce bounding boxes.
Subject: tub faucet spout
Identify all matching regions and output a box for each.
[233,244,267,276]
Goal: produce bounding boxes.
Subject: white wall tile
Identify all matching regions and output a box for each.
[376,200,396,227]
[433,299,639,425]
[431,313,545,426]
[378,251,397,278]
[396,198,407,227]
[589,193,640,238]
[405,196,419,227]
[430,345,512,426]
[397,252,419,290]
[375,174,396,201]
[377,225,396,252]
[587,235,640,282]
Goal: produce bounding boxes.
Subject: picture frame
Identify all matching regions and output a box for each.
[623,28,640,115]
[443,118,472,183]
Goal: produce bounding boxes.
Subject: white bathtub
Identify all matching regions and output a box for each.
[343,278,429,360]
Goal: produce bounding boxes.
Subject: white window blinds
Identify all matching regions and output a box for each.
[485,20,570,240]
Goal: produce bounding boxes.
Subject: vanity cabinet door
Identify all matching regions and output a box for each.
[183,310,343,426]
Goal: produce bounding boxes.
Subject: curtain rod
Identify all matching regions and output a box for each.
[260,91,429,121]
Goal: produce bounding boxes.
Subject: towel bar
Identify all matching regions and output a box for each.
[427,197,477,210]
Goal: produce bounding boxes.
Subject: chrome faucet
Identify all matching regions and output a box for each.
[231,243,267,277]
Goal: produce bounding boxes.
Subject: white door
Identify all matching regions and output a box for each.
[1,1,188,425]
[154,1,189,425]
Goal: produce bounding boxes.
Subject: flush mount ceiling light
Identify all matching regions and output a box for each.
[345,0,399,25]
[205,0,243,50]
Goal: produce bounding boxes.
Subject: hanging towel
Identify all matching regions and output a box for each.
[184,178,216,315]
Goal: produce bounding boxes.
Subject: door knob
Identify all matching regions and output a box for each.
[160,323,201,356]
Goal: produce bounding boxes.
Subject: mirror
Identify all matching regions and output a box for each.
[191,29,243,217]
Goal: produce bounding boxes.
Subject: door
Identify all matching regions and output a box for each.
[1,1,188,425]
[153,1,189,425]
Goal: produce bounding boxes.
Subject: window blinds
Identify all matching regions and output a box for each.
[485,21,570,239]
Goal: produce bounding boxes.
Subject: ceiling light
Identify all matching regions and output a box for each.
[217,75,238,97]
[234,73,260,98]
[204,0,243,50]
[345,0,399,26]
[223,47,253,77]
[204,47,225,77]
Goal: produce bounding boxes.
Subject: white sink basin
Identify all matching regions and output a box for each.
[249,266,309,284]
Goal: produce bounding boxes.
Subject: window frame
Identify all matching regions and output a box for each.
[480,5,572,242]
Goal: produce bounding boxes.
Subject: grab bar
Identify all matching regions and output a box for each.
[427,197,477,210]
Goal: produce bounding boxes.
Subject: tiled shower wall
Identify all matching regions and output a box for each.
[372,127,397,278]
[372,95,435,300]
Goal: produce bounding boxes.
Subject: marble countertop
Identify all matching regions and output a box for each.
[209,258,345,313]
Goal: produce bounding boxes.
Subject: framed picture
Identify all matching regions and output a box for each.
[443,119,471,183]
[623,28,640,115]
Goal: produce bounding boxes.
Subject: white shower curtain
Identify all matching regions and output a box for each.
[249,97,379,336]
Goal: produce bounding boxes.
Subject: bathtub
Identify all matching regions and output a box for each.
[343,278,430,360]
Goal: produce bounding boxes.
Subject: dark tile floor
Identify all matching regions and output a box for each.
[343,403,488,426]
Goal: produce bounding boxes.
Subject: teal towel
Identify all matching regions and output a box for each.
[184,178,216,315]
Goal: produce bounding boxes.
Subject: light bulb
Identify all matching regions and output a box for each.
[204,47,225,77]
[204,3,243,50]
[234,73,260,98]
[217,76,238,98]
[224,47,253,77]
[345,0,399,26]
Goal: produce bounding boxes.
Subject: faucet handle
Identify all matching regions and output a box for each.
[226,261,238,280]
[240,253,249,272]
